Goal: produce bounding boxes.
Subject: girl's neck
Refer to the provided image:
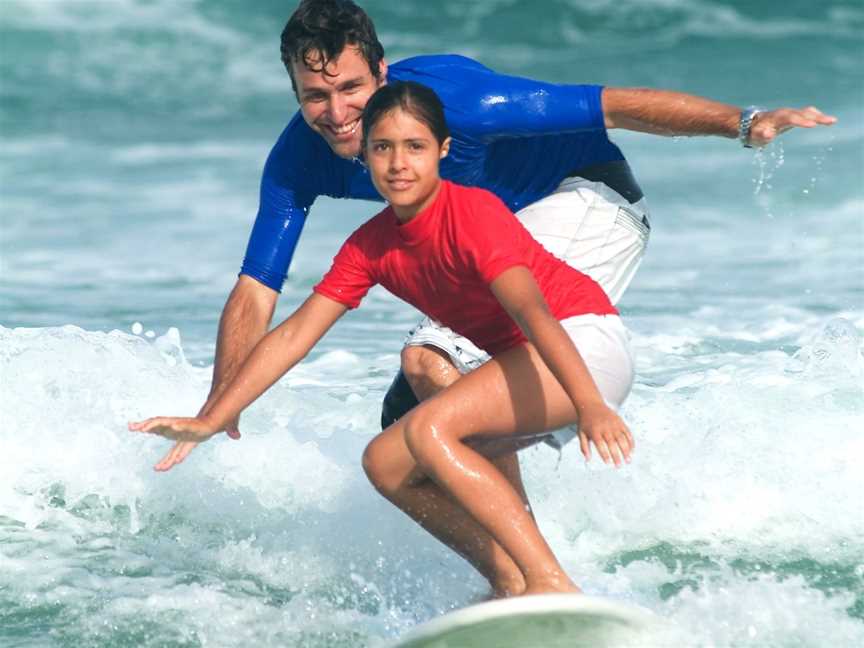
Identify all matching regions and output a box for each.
[393,179,443,224]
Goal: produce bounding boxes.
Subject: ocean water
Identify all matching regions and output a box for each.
[1,0,862,646]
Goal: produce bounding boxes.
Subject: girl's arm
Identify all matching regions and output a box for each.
[490,266,633,466]
[129,293,347,447]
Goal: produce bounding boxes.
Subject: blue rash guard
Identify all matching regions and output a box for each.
[241,54,628,292]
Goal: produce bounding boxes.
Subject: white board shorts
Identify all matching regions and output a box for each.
[407,313,634,449]
[404,177,647,447]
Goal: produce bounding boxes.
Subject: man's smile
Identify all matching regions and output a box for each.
[324,118,361,138]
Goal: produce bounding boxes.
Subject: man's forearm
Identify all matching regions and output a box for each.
[202,277,278,413]
[602,87,740,138]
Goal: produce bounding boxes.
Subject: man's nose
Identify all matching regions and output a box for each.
[327,94,347,123]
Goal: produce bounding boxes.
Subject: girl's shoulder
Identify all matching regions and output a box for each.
[443,181,513,223]
[346,206,396,249]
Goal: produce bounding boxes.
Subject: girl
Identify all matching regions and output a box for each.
[130,81,635,597]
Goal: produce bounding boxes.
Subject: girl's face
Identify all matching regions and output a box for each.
[365,107,450,221]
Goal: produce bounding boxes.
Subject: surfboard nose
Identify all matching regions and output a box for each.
[389,593,682,648]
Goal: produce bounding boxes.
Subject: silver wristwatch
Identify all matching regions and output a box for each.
[738,106,764,148]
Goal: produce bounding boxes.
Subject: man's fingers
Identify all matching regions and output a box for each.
[801,106,837,124]
[754,107,838,145]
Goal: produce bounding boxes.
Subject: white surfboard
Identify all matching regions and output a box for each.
[390,594,662,648]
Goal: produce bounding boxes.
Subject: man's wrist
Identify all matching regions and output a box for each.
[738,106,765,148]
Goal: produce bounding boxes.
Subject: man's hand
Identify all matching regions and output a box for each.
[576,401,634,468]
[749,106,837,147]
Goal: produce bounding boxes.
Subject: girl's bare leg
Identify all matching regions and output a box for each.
[386,345,535,596]
[401,343,583,594]
[400,345,534,519]
[363,426,530,597]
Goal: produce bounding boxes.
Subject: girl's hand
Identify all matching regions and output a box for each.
[577,402,634,467]
[149,418,240,472]
[128,416,219,443]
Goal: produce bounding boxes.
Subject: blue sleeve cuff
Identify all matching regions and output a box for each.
[238,263,286,293]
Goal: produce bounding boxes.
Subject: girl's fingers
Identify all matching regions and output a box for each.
[579,430,591,462]
[594,437,612,465]
[605,436,623,467]
[154,442,193,472]
[616,430,633,463]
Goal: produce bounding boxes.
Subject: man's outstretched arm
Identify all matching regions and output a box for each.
[602,87,836,147]
[153,274,278,471]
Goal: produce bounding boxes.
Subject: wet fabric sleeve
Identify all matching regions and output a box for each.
[459,71,606,140]
[240,117,318,293]
[313,230,376,309]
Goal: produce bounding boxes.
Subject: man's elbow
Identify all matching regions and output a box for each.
[230,275,279,322]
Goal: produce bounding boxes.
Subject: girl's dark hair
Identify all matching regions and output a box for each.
[281,0,385,92]
[362,81,451,146]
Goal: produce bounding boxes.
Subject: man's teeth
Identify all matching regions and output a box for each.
[332,119,360,134]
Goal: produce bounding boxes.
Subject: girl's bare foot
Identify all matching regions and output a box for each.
[521,573,581,596]
[490,572,527,599]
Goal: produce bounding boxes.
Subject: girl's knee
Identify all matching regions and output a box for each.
[361,436,388,488]
[362,431,415,497]
[403,410,454,465]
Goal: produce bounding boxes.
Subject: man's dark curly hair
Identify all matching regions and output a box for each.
[281,0,385,93]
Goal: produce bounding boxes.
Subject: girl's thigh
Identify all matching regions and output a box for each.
[408,342,578,443]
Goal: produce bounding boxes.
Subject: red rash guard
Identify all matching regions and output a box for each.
[314,181,616,355]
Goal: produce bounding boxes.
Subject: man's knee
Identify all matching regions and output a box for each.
[401,344,460,397]
[402,345,448,381]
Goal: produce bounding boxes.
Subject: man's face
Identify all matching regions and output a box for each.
[292,46,386,159]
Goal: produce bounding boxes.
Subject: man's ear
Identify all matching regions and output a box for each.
[440,136,452,159]
[378,59,388,85]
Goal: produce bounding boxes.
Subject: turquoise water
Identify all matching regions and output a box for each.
[1,1,863,646]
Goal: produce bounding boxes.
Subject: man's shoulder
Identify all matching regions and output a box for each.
[389,54,493,76]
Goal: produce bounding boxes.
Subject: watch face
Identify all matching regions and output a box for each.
[739,107,762,147]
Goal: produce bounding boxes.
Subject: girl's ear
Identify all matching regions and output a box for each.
[440,136,452,160]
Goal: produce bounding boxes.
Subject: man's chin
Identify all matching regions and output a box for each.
[326,135,362,160]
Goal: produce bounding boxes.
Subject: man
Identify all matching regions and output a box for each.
[154,0,834,473]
